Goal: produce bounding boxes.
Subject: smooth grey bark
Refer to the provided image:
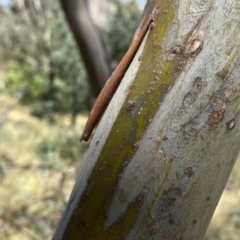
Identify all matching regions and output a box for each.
[53,0,240,239]
[60,0,112,97]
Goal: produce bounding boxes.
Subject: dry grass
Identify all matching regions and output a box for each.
[0,94,240,239]
[204,157,240,240]
[0,94,89,239]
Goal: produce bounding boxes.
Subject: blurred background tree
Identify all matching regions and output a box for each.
[0,0,89,124]
[0,0,141,124]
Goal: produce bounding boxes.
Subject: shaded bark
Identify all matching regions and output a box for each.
[60,0,112,97]
[53,0,240,239]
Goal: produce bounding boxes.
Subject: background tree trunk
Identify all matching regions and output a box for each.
[53,0,240,239]
[60,0,112,97]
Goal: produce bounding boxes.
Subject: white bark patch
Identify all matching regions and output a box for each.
[176,0,213,38]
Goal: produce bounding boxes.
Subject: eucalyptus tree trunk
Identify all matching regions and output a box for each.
[53,0,240,239]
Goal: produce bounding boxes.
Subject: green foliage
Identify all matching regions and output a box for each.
[37,128,88,164]
[108,0,142,63]
[0,0,89,121]
[5,61,47,98]
[0,0,142,121]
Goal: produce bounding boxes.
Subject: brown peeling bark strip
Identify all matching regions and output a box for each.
[80,5,159,142]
